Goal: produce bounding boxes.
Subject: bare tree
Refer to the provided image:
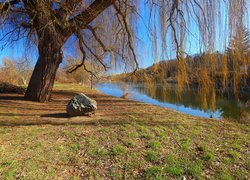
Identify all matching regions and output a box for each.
[0,0,248,102]
[0,58,19,84]
[15,57,32,86]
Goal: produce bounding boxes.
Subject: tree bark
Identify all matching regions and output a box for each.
[24,39,63,102]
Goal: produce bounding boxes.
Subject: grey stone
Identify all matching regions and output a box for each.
[66,93,97,117]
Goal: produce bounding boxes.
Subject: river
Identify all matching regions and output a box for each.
[95,82,249,119]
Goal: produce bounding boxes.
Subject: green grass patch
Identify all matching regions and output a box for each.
[70,143,81,154]
[227,150,240,162]
[179,138,191,151]
[166,166,183,177]
[93,147,109,158]
[145,166,164,179]
[153,126,166,138]
[140,133,153,139]
[201,152,214,161]
[145,150,159,162]
[111,145,127,156]
[186,161,202,178]
[147,141,162,151]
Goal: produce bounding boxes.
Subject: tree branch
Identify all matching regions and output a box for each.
[113,2,139,71]
[67,32,97,79]
[0,0,21,14]
[21,22,32,29]
[69,0,114,33]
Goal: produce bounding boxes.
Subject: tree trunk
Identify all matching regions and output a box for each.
[24,40,63,102]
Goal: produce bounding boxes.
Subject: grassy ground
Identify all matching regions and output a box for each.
[0,83,249,179]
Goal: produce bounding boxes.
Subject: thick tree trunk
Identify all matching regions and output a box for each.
[24,40,63,102]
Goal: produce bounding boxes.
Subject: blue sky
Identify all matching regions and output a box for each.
[0,1,249,70]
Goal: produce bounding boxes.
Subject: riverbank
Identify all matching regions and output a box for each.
[96,82,250,120]
[0,83,249,179]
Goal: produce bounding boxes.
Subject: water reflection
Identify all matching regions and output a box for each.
[95,82,249,119]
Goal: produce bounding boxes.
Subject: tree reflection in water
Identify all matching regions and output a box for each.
[96,82,249,121]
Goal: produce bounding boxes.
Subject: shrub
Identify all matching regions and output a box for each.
[0,82,25,94]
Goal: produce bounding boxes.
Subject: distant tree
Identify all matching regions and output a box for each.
[63,56,103,87]
[15,58,32,85]
[227,27,250,60]
[226,27,250,93]
[0,58,19,84]
[0,57,32,85]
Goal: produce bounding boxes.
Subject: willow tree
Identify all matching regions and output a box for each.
[0,0,248,102]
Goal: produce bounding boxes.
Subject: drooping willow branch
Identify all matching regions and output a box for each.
[113,1,139,72]
[66,32,97,79]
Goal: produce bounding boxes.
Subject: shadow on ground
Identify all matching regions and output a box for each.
[0,116,193,128]
[0,89,205,127]
[41,113,70,118]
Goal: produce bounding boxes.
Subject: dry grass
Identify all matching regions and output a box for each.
[0,83,249,179]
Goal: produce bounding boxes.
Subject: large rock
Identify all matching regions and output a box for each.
[66,93,97,117]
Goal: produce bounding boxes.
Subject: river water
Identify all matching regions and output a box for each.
[95,82,249,119]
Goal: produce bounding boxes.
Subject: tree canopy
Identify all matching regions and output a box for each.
[0,0,249,102]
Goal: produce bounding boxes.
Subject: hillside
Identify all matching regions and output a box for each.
[110,53,250,91]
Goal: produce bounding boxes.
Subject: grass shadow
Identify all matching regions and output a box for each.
[0,116,196,127]
[41,113,70,118]
[0,95,24,101]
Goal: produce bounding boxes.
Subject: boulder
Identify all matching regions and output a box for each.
[66,93,97,117]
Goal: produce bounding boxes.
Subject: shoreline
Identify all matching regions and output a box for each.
[95,82,249,121]
[95,86,222,121]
